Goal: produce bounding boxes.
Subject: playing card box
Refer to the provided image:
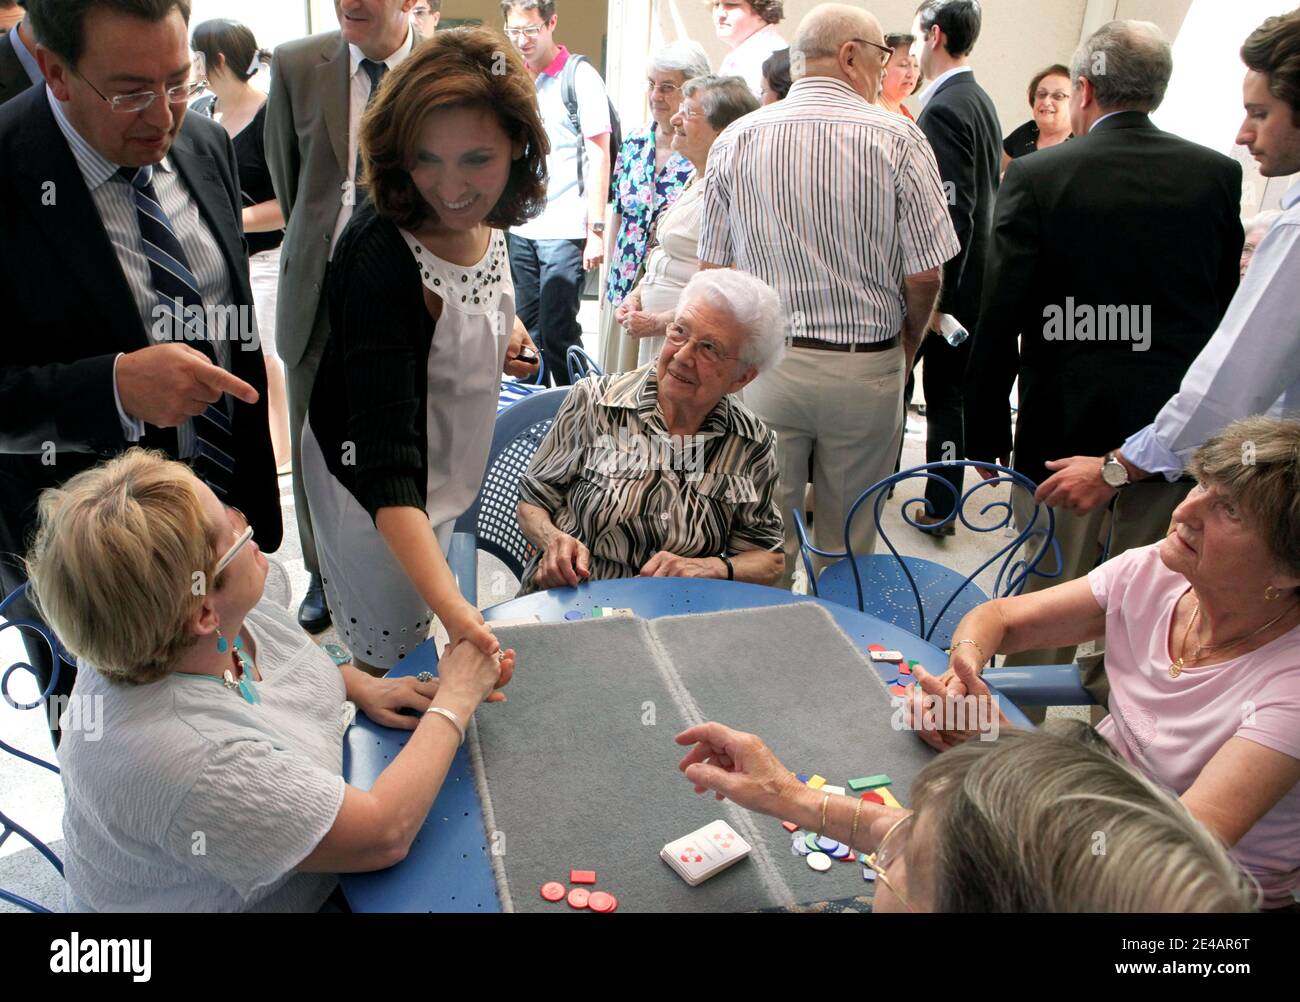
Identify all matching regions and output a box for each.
[661,820,752,887]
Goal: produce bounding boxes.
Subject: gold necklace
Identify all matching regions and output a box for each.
[1168,594,1299,678]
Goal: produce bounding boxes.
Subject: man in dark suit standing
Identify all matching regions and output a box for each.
[265,0,417,633]
[0,2,40,106]
[963,19,1241,695]
[0,0,281,741]
[911,0,1001,534]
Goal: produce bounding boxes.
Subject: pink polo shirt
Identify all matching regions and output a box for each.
[1088,543,1300,908]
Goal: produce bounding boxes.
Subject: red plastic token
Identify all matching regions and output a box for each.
[897,664,912,675]
[860,790,885,805]
[889,684,908,696]
[588,891,617,913]
[781,821,799,833]
[570,869,596,884]
[567,887,591,909]
[540,881,566,902]
[868,643,885,652]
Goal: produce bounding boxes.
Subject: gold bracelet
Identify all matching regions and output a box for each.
[951,638,987,663]
[849,795,866,852]
[819,793,829,836]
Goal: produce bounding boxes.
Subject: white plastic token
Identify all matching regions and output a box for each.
[807,851,833,872]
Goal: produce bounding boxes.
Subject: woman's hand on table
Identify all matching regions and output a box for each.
[903,661,1013,752]
[639,551,723,579]
[503,319,540,379]
[355,673,442,730]
[436,638,515,707]
[535,531,592,589]
[675,721,803,816]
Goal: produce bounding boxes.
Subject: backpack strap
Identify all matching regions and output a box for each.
[561,53,587,196]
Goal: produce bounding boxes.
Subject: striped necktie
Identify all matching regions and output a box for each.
[118,164,236,499]
[356,58,388,188]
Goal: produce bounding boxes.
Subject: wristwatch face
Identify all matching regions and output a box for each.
[590,223,605,234]
[1101,456,1128,487]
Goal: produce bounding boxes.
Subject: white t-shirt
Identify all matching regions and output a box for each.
[718,23,788,100]
[57,597,350,912]
[512,46,612,240]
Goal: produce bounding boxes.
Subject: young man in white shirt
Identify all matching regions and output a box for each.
[714,0,788,100]
[1035,9,1300,516]
[502,0,611,386]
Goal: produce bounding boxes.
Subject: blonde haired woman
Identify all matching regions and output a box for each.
[27,450,513,911]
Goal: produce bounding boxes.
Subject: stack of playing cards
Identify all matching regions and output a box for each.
[661,820,752,886]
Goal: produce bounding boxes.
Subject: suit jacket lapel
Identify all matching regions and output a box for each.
[0,33,33,104]
[319,37,350,175]
[11,91,148,350]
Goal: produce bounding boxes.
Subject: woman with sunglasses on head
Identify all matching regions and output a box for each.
[676,724,1256,912]
[27,450,514,911]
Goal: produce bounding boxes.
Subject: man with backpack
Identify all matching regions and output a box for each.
[502,0,613,385]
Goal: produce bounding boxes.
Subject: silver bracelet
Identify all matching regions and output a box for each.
[950,638,987,664]
[425,705,465,746]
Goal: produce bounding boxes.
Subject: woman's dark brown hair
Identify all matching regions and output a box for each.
[1027,63,1070,107]
[361,26,548,231]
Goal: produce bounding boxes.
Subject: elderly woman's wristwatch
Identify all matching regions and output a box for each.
[1101,452,1130,488]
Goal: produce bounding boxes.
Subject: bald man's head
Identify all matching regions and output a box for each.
[792,3,884,100]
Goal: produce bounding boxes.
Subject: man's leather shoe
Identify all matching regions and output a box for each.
[913,512,956,537]
[298,574,332,632]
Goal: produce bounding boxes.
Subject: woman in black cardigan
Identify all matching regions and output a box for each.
[302,28,545,672]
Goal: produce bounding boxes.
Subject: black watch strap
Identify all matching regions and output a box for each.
[720,555,734,581]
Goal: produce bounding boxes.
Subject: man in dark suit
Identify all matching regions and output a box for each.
[0,0,281,741]
[963,19,1241,694]
[0,2,40,106]
[265,0,417,632]
[911,0,1001,533]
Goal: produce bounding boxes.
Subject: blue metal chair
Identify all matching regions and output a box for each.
[0,582,67,912]
[565,345,602,384]
[449,387,570,605]
[794,462,1063,650]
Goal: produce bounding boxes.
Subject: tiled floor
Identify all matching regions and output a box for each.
[0,299,1073,908]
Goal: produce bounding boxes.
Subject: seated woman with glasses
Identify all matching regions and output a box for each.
[517,270,786,593]
[675,724,1256,911]
[27,450,514,911]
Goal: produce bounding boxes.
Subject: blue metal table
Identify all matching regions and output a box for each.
[338,577,1029,912]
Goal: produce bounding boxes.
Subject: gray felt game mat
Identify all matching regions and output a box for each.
[470,603,935,912]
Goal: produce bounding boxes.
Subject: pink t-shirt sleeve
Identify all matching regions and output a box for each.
[1238,674,1300,760]
[1087,542,1148,616]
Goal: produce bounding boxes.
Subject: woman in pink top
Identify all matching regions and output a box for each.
[908,416,1300,910]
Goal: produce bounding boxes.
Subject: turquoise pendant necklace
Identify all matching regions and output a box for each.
[178,636,261,705]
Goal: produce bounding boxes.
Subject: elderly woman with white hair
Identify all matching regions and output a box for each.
[600,40,712,368]
[612,75,759,370]
[519,269,786,592]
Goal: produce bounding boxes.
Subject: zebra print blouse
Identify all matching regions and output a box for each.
[517,367,784,594]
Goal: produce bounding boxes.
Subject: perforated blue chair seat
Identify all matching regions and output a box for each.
[815,555,989,652]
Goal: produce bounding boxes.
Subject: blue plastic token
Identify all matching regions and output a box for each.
[815,835,839,852]
[830,843,852,860]
[564,611,584,621]
[862,866,877,882]
[792,835,813,856]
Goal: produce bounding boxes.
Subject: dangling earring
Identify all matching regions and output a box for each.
[1264,585,1281,601]
[215,628,243,654]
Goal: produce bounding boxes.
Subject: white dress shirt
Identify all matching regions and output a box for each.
[917,64,971,110]
[330,26,415,255]
[1122,181,1300,477]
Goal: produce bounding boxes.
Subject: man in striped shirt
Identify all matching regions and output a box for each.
[699,2,959,586]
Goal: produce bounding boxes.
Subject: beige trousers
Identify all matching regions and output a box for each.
[743,345,905,589]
